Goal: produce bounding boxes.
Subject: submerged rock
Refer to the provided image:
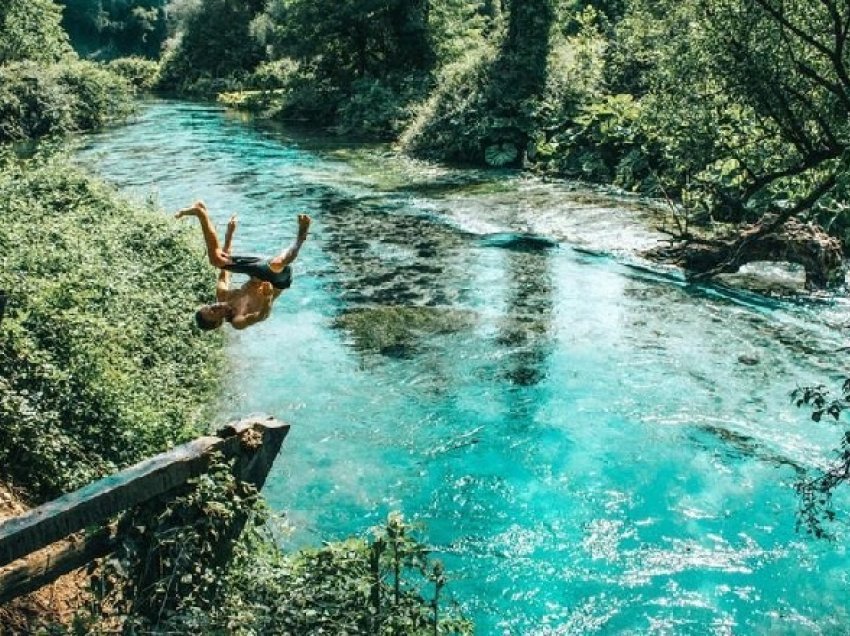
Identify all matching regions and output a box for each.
[737,354,760,366]
[479,232,559,252]
[334,305,477,357]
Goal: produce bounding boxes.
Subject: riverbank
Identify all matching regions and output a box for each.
[0,149,225,631]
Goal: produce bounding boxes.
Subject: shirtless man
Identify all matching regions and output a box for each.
[175,201,310,331]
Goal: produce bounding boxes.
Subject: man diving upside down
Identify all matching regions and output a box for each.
[176,201,310,331]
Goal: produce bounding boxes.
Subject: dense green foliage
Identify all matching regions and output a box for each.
[47,0,850,240]
[0,153,223,499]
[604,0,850,231]
[0,0,135,144]
[0,60,134,144]
[158,0,265,93]
[76,460,469,634]
[0,0,72,64]
[106,55,161,90]
[172,0,850,240]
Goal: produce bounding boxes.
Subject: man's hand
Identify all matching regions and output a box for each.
[227,214,238,235]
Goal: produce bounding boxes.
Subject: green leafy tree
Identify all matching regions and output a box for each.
[401,0,557,164]
[615,0,850,230]
[159,0,266,91]
[485,0,555,154]
[0,0,72,64]
[793,380,850,538]
[58,0,168,59]
[428,0,491,66]
[260,0,434,86]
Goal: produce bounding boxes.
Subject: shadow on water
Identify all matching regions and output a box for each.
[318,188,477,360]
[494,246,556,389]
[319,180,558,398]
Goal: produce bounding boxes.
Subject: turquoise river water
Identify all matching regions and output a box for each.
[78,101,850,635]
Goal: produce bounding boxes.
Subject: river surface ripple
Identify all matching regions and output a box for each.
[77,101,850,635]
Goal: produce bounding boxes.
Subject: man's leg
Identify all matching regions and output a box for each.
[216,215,237,300]
[269,214,311,272]
[175,201,230,267]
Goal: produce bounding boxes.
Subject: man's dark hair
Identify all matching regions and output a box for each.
[195,308,222,331]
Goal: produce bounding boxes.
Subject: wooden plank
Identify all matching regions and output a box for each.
[0,417,288,569]
[0,436,221,568]
[0,528,117,606]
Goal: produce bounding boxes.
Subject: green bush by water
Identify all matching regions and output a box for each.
[0,60,134,144]
[106,56,161,91]
[84,458,471,634]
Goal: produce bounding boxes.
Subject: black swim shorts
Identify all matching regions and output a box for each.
[224,255,292,289]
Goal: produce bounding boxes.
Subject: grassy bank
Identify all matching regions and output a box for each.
[0,151,224,500]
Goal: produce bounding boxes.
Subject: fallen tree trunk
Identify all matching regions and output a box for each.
[646,218,844,289]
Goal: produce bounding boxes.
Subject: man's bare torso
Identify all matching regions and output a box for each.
[220,279,281,329]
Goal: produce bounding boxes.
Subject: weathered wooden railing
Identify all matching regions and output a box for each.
[0,416,289,605]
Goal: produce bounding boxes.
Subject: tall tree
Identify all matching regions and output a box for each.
[159,0,265,87]
[620,0,850,227]
[700,0,850,228]
[262,0,435,85]
[58,0,169,59]
[493,0,554,105]
[0,0,72,64]
[484,0,555,155]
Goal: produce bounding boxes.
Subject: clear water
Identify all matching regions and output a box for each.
[77,101,850,635]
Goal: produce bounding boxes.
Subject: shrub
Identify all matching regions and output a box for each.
[0,61,133,143]
[56,60,134,131]
[542,93,650,186]
[0,152,224,500]
[106,56,161,91]
[336,75,431,140]
[0,62,76,142]
[247,58,299,90]
[268,71,344,124]
[0,0,71,65]
[400,46,499,163]
[95,464,472,636]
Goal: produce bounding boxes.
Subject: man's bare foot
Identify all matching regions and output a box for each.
[174,200,207,220]
[297,213,311,241]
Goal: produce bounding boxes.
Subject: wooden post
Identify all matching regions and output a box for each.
[0,416,288,604]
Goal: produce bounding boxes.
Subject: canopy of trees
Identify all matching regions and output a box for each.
[58,0,169,58]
